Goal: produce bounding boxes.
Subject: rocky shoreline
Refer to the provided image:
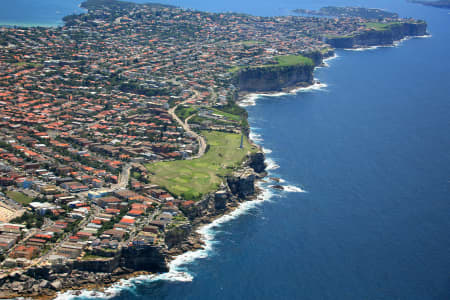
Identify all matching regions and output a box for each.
[0,26,429,299]
[0,151,268,299]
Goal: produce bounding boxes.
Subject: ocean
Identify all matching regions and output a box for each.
[2,0,449,299]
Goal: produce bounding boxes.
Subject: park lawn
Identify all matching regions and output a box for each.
[211,108,242,122]
[6,191,33,205]
[229,54,313,73]
[364,22,401,31]
[274,55,314,67]
[146,131,257,200]
[175,105,198,121]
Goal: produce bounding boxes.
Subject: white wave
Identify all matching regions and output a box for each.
[321,53,339,67]
[239,80,328,107]
[346,45,380,51]
[282,185,307,193]
[262,147,272,154]
[56,183,274,300]
[290,81,327,93]
[249,132,263,142]
[238,94,261,107]
[323,53,339,63]
[265,157,280,170]
[346,34,432,52]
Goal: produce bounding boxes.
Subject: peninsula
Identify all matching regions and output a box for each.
[408,0,450,9]
[0,0,427,297]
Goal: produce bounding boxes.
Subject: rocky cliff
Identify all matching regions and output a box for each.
[227,167,256,198]
[326,22,427,48]
[120,244,169,272]
[165,223,192,249]
[302,49,335,66]
[235,64,314,92]
[248,151,267,174]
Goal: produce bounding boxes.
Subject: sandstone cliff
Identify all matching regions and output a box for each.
[121,244,169,272]
[234,64,314,92]
[326,22,427,48]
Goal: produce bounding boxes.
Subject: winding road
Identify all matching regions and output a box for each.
[168,90,207,159]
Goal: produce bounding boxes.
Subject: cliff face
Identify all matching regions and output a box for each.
[121,244,169,272]
[326,22,427,48]
[165,224,192,248]
[248,152,266,174]
[302,49,334,66]
[235,64,314,92]
[227,168,256,198]
[74,256,120,273]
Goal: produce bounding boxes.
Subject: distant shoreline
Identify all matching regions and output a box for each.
[0,0,86,28]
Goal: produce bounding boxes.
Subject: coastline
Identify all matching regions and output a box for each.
[0,4,431,298]
[32,37,409,299]
[0,1,86,28]
[238,53,339,108]
[344,34,431,51]
[51,53,339,300]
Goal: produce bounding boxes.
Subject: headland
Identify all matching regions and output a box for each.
[0,0,428,298]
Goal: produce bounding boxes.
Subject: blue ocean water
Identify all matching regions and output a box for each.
[0,0,84,27]
[1,0,449,299]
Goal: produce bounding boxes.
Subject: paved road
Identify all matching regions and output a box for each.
[112,163,131,190]
[168,90,207,159]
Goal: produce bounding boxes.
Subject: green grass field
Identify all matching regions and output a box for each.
[146,131,257,200]
[211,108,242,122]
[364,22,401,31]
[274,55,314,67]
[175,105,197,121]
[229,54,313,73]
[6,191,33,205]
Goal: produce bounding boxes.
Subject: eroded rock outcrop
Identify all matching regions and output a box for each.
[326,22,427,48]
[248,151,266,174]
[227,167,256,198]
[235,64,314,92]
[121,244,169,272]
[165,223,192,249]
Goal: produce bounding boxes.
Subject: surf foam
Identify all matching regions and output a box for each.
[282,185,307,193]
[265,157,280,170]
[56,182,274,300]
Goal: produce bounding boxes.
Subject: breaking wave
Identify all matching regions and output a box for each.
[262,147,272,154]
[238,79,328,107]
[55,183,274,300]
[282,185,307,193]
[265,157,280,170]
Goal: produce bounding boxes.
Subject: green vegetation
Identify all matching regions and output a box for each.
[320,47,333,54]
[241,40,263,46]
[96,207,128,237]
[14,62,43,68]
[6,191,33,205]
[364,22,401,31]
[211,108,242,122]
[11,212,44,229]
[274,55,314,67]
[175,105,197,121]
[229,66,243,73]
[216,102,249,129]
[229,54,313,73]
[324,34,354,39]
[146,131,257,200]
